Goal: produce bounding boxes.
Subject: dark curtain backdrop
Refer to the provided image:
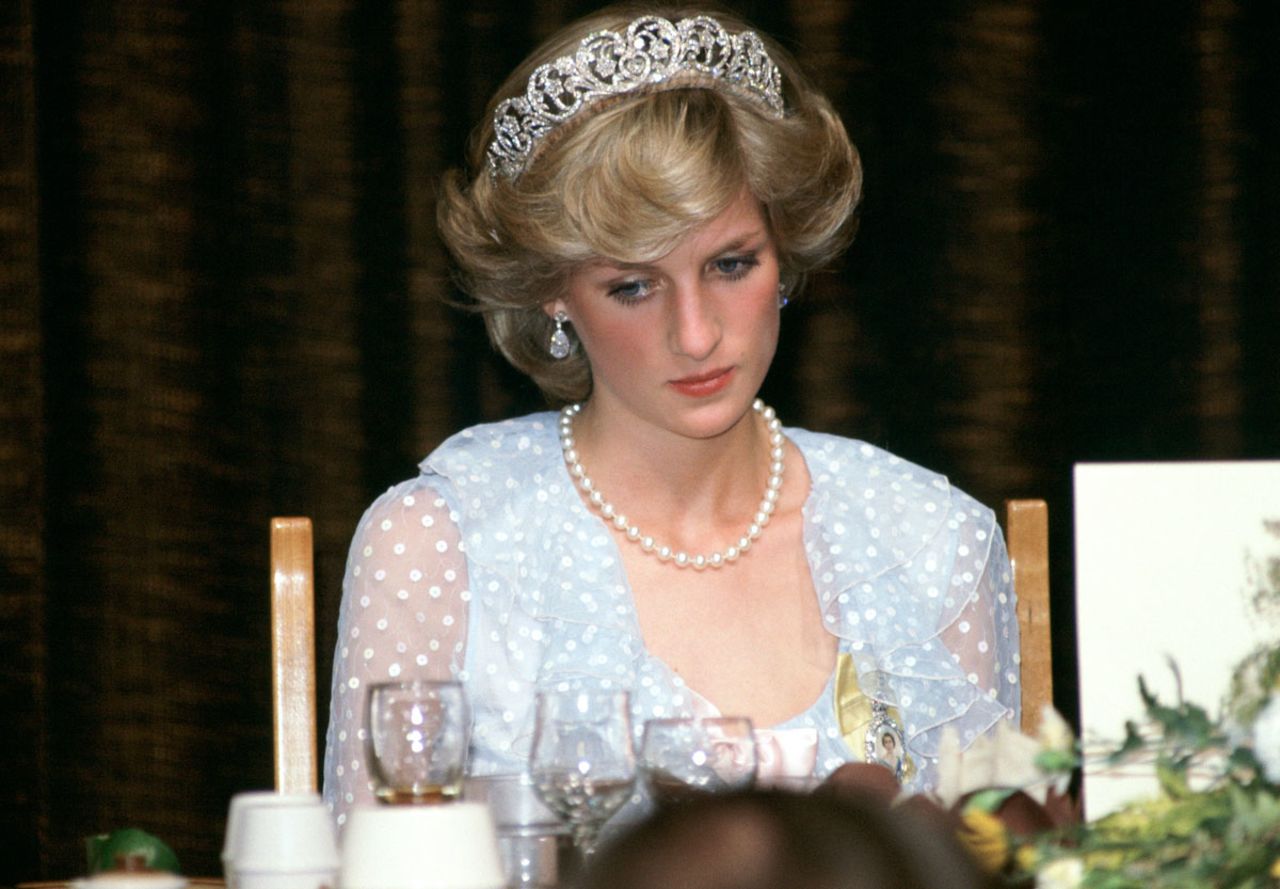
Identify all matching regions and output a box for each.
[3,0,1278,880]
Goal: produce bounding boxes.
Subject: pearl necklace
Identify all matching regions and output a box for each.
[558,399,785,570]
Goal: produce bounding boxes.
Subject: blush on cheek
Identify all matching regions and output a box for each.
[751,299,782,340]
[574,316,652,372]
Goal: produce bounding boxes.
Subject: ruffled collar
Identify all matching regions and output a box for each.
[422,413,960,652]
[792,427,964,654]
[420,412,1010,778]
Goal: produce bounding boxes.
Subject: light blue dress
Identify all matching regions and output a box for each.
[323,412,1020,828]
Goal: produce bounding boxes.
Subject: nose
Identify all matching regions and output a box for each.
[667,282,721,360]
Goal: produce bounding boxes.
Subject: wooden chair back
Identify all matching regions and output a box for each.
[1005,499,1053,735]
[270,516,317,794]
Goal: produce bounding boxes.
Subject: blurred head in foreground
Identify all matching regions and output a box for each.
[574,790,993,889]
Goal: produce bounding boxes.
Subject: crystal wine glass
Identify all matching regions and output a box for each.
[529,689,636,858]
[639,716,758,805]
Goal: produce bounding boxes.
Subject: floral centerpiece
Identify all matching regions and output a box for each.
[947,520,1280,888]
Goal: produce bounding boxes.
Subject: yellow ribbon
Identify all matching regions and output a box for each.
[835,652,874,747]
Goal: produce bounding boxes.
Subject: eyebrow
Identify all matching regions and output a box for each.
[592,229,770,273]
[707,230,768,256]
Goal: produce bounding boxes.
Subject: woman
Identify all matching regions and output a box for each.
[323,4,1020,828]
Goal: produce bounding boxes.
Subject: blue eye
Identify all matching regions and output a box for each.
[714,254,759,279]
[607,279,651,304]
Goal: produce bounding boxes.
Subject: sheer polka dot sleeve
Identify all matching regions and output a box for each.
[936,518,1020,726]
[322,478,470,827]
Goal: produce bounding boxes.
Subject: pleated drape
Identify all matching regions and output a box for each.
[2,0,1278,879]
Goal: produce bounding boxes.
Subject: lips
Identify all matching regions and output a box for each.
[669,366,734,397]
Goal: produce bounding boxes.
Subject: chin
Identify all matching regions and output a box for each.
[669,394,760,439]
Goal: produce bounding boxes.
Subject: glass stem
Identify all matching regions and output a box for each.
[572,821,600,858]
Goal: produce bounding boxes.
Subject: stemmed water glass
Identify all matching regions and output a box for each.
[639,716,758,805]
[528,689,636,858]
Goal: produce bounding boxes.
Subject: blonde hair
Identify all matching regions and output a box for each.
[437,4,862,404]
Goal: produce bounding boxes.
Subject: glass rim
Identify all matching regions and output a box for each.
[367,678,465,693]
[532,688,632,712]
[533,687,631,699]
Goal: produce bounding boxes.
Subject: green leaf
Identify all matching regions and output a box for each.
[963,786,1019,814]
[1229,746,1263,776]
[1082,873,1144,889]
[1139,675,1158,709]
[1109,721,1147,764]
[1036,748,1081,773]
[1156,760,1192,799]
[1172,702,1215,746]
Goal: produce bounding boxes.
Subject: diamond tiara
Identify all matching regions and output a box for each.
[486,14,785,181]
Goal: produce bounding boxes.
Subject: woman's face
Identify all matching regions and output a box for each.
[554,190,781,442]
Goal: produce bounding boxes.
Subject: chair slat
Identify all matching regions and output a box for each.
[1005,499,1052,735]
[271,516,317,794]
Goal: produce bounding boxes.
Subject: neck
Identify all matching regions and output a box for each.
[559,399,784,570]
[575,399,763,495]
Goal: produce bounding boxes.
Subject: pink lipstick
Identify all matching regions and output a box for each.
[669,367,734,398]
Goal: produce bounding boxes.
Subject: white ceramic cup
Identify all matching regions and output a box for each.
[223,792,324,879]
[339,803,504,889]
[225,792,338,889]
[71,874,188,889]
[224,792,329,889]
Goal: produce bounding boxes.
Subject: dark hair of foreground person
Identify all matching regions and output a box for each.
[574,789,996,889]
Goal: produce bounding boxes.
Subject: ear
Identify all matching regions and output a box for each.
[542,299,567,320]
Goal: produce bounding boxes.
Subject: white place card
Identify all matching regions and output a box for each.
[1074,461,1280,818]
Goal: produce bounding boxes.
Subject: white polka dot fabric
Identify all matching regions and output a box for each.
[322,414,1020,827]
